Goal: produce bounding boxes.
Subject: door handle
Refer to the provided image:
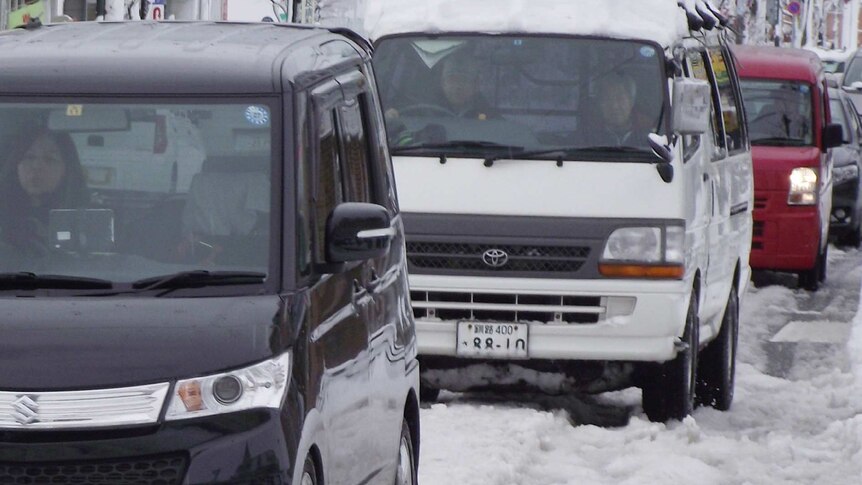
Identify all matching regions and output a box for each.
[703,173,710,182]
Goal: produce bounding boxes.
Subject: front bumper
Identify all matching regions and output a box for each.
[751,190,820,271]
[0,407,299,485]
[410,274,690,364]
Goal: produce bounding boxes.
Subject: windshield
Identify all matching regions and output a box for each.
[0,99,276,290]
[740,80,814,146]
[373,35,667,162]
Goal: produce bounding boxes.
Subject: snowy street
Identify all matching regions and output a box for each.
[418,246,862,485]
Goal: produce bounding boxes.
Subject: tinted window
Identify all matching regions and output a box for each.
[337,99,372,203]
[374,35,667,162]
[740,80,814,146]
[0,100,275,283]
[315,111,343,263]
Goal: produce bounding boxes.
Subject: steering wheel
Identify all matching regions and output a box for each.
[398,103,458,117]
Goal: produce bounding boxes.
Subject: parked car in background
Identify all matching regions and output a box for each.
[806,46,852,85]
[827,87,862,246]
[0,21,419,485]
[841,48,862,111]
[351,0,753,423]
[734,45,843,291]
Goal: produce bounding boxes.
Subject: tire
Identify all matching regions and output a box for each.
[642,291,699,422]
[394,419,417,485]
[419,384,440,403]
[798,241,825,291]
[300,453,319,485]
[696,287,738,411]
[839,224,862,248]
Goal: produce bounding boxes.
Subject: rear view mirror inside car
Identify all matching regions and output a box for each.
[48,105,130,132]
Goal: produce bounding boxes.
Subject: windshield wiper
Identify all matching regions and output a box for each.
[131,270,266,291]
[391,140,524,156]
[484,146,656,165]
[0,272,113,290]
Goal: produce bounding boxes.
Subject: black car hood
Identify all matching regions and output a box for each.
[0,295,291,391]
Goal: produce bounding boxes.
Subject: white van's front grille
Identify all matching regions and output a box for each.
[0,383,170,430]
[410,290,605,324]
[406,242,590,274]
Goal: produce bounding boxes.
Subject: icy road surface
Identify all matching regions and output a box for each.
[418,246,862,485]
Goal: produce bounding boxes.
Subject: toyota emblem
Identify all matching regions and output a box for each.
[482,248,509,268]
[11,395,39,425]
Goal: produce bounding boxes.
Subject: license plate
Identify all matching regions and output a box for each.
[456,321,529,359]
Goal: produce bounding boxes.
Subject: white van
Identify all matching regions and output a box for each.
[322,0,754,422]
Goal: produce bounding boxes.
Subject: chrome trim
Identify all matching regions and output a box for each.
[411,301,605,314]
[0,383,170,430]
[356,227,397,239]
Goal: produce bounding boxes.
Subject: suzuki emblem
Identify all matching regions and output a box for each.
[11,395,39,425]
[482,248,509,268]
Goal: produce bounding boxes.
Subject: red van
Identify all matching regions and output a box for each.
[733,45,843,290]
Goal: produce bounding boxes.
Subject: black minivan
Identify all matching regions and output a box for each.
[0,21,419,485]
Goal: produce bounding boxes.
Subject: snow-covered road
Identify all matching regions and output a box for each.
[418,246,862,485]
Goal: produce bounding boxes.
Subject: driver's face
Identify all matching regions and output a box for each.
[600,80,635,128]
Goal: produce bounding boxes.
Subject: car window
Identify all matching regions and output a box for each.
[740,80,814,146]
[337,98,373,203]
[0,100,275,283]
[314,110,344,263]
[374,35,667,162]
[707,47,745,154]
[687,49,726,160]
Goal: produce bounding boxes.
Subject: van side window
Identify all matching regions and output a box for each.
[337,98,372,203]
[681,53,701,161]
[688,50,726,160]
[297,95,313,276]
[314,110,344,263]
[708,47,745,154]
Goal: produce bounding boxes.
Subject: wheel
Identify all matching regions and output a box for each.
[395,419,417,485]
[798,241,825,291]
[398,103,458,117]
[419,384,440,403]
[642,291,699,422]
[818,243,828,282]
[300,453,319,485]
[696,287,738,411]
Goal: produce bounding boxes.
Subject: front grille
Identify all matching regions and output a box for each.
[754,197,768,210]
[0,454,187,485]
[406,242,590,274]
[0,383,170,430]
[752,221,764,238]
[411,290,603,324]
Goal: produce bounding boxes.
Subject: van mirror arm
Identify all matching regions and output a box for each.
[648,133,675,183]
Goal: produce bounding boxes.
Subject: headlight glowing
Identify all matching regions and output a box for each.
[788,167,818,205]
[165,351,291,421]
[833,164,859,186]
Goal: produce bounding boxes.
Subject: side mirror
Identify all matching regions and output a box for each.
[326,202,394,264]
[823,123,844,150]
[672,78,711,135]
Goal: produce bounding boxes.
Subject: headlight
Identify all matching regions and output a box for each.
[833,164,859,185]
[788,167,818,205]
[165,351,291,421]
[599,226,685,279]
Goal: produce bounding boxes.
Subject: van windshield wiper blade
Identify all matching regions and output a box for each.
[0,272,114,290]
[131,270,267,291]
[485,146,656,164]
[391,140,524,155]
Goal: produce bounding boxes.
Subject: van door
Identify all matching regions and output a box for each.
[306,79,375,484]
[703,45,750,328]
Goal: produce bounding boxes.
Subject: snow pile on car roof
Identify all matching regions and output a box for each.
[317,0,725,47]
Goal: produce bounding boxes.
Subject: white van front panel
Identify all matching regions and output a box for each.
[393,156,683,219]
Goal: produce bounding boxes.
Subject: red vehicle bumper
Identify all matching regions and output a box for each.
[751,189,819,271]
